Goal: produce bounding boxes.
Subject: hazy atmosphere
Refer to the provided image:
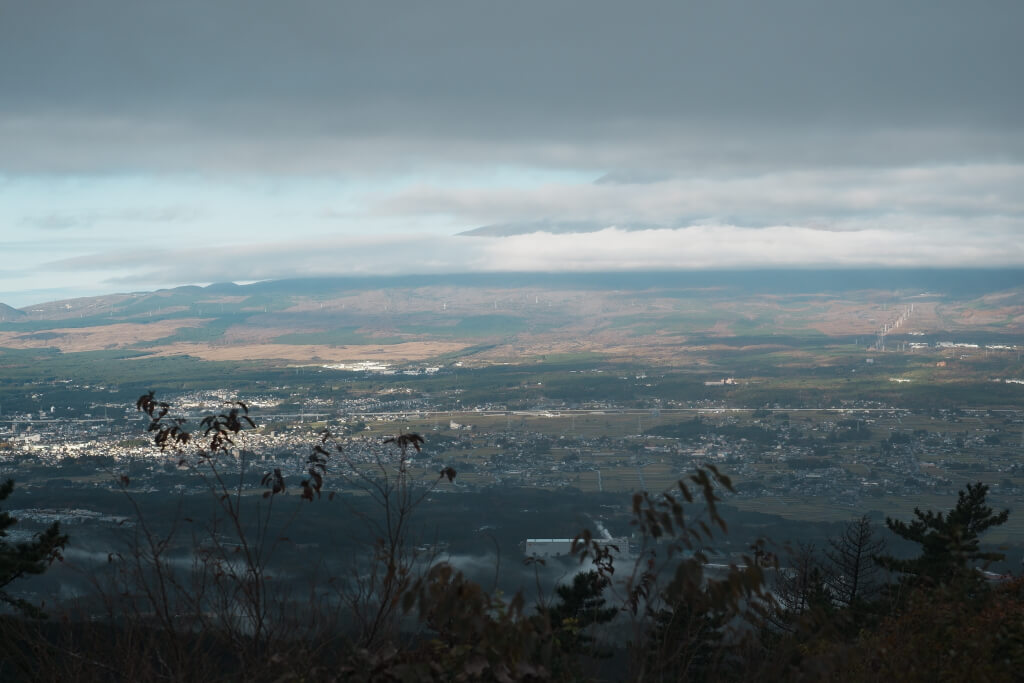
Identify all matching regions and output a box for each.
[3,4,1024,680]
[3,0,1023,306]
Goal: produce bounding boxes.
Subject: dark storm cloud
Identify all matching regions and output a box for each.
[1,0,1021,172]
[4,0,1023,303]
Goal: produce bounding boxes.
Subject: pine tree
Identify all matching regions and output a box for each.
[877,482,1008,585]
[0,479,68,617]
[544,570,617,651]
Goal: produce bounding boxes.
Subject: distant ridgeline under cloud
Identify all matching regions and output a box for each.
[4,269,1024,313]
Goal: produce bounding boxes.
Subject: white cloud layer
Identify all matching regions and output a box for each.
[38,223,1024,295]
[375,164,1024,228]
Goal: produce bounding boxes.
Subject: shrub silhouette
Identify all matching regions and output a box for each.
[0,479,68,617]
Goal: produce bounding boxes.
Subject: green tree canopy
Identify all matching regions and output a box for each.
[878,482,1008,585]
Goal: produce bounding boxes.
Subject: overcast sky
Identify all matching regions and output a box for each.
[2,1,1022,307]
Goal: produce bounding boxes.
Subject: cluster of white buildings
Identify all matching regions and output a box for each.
[320,361,441,375]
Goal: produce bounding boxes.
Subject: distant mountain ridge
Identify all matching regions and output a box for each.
[0,303,26,322]
[1,270,1021,363]
[7,269,1024,315]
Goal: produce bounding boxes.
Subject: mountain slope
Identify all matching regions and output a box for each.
[0,303,26,322]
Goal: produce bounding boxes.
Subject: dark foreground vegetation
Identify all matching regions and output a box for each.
[1,396,1022,681]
